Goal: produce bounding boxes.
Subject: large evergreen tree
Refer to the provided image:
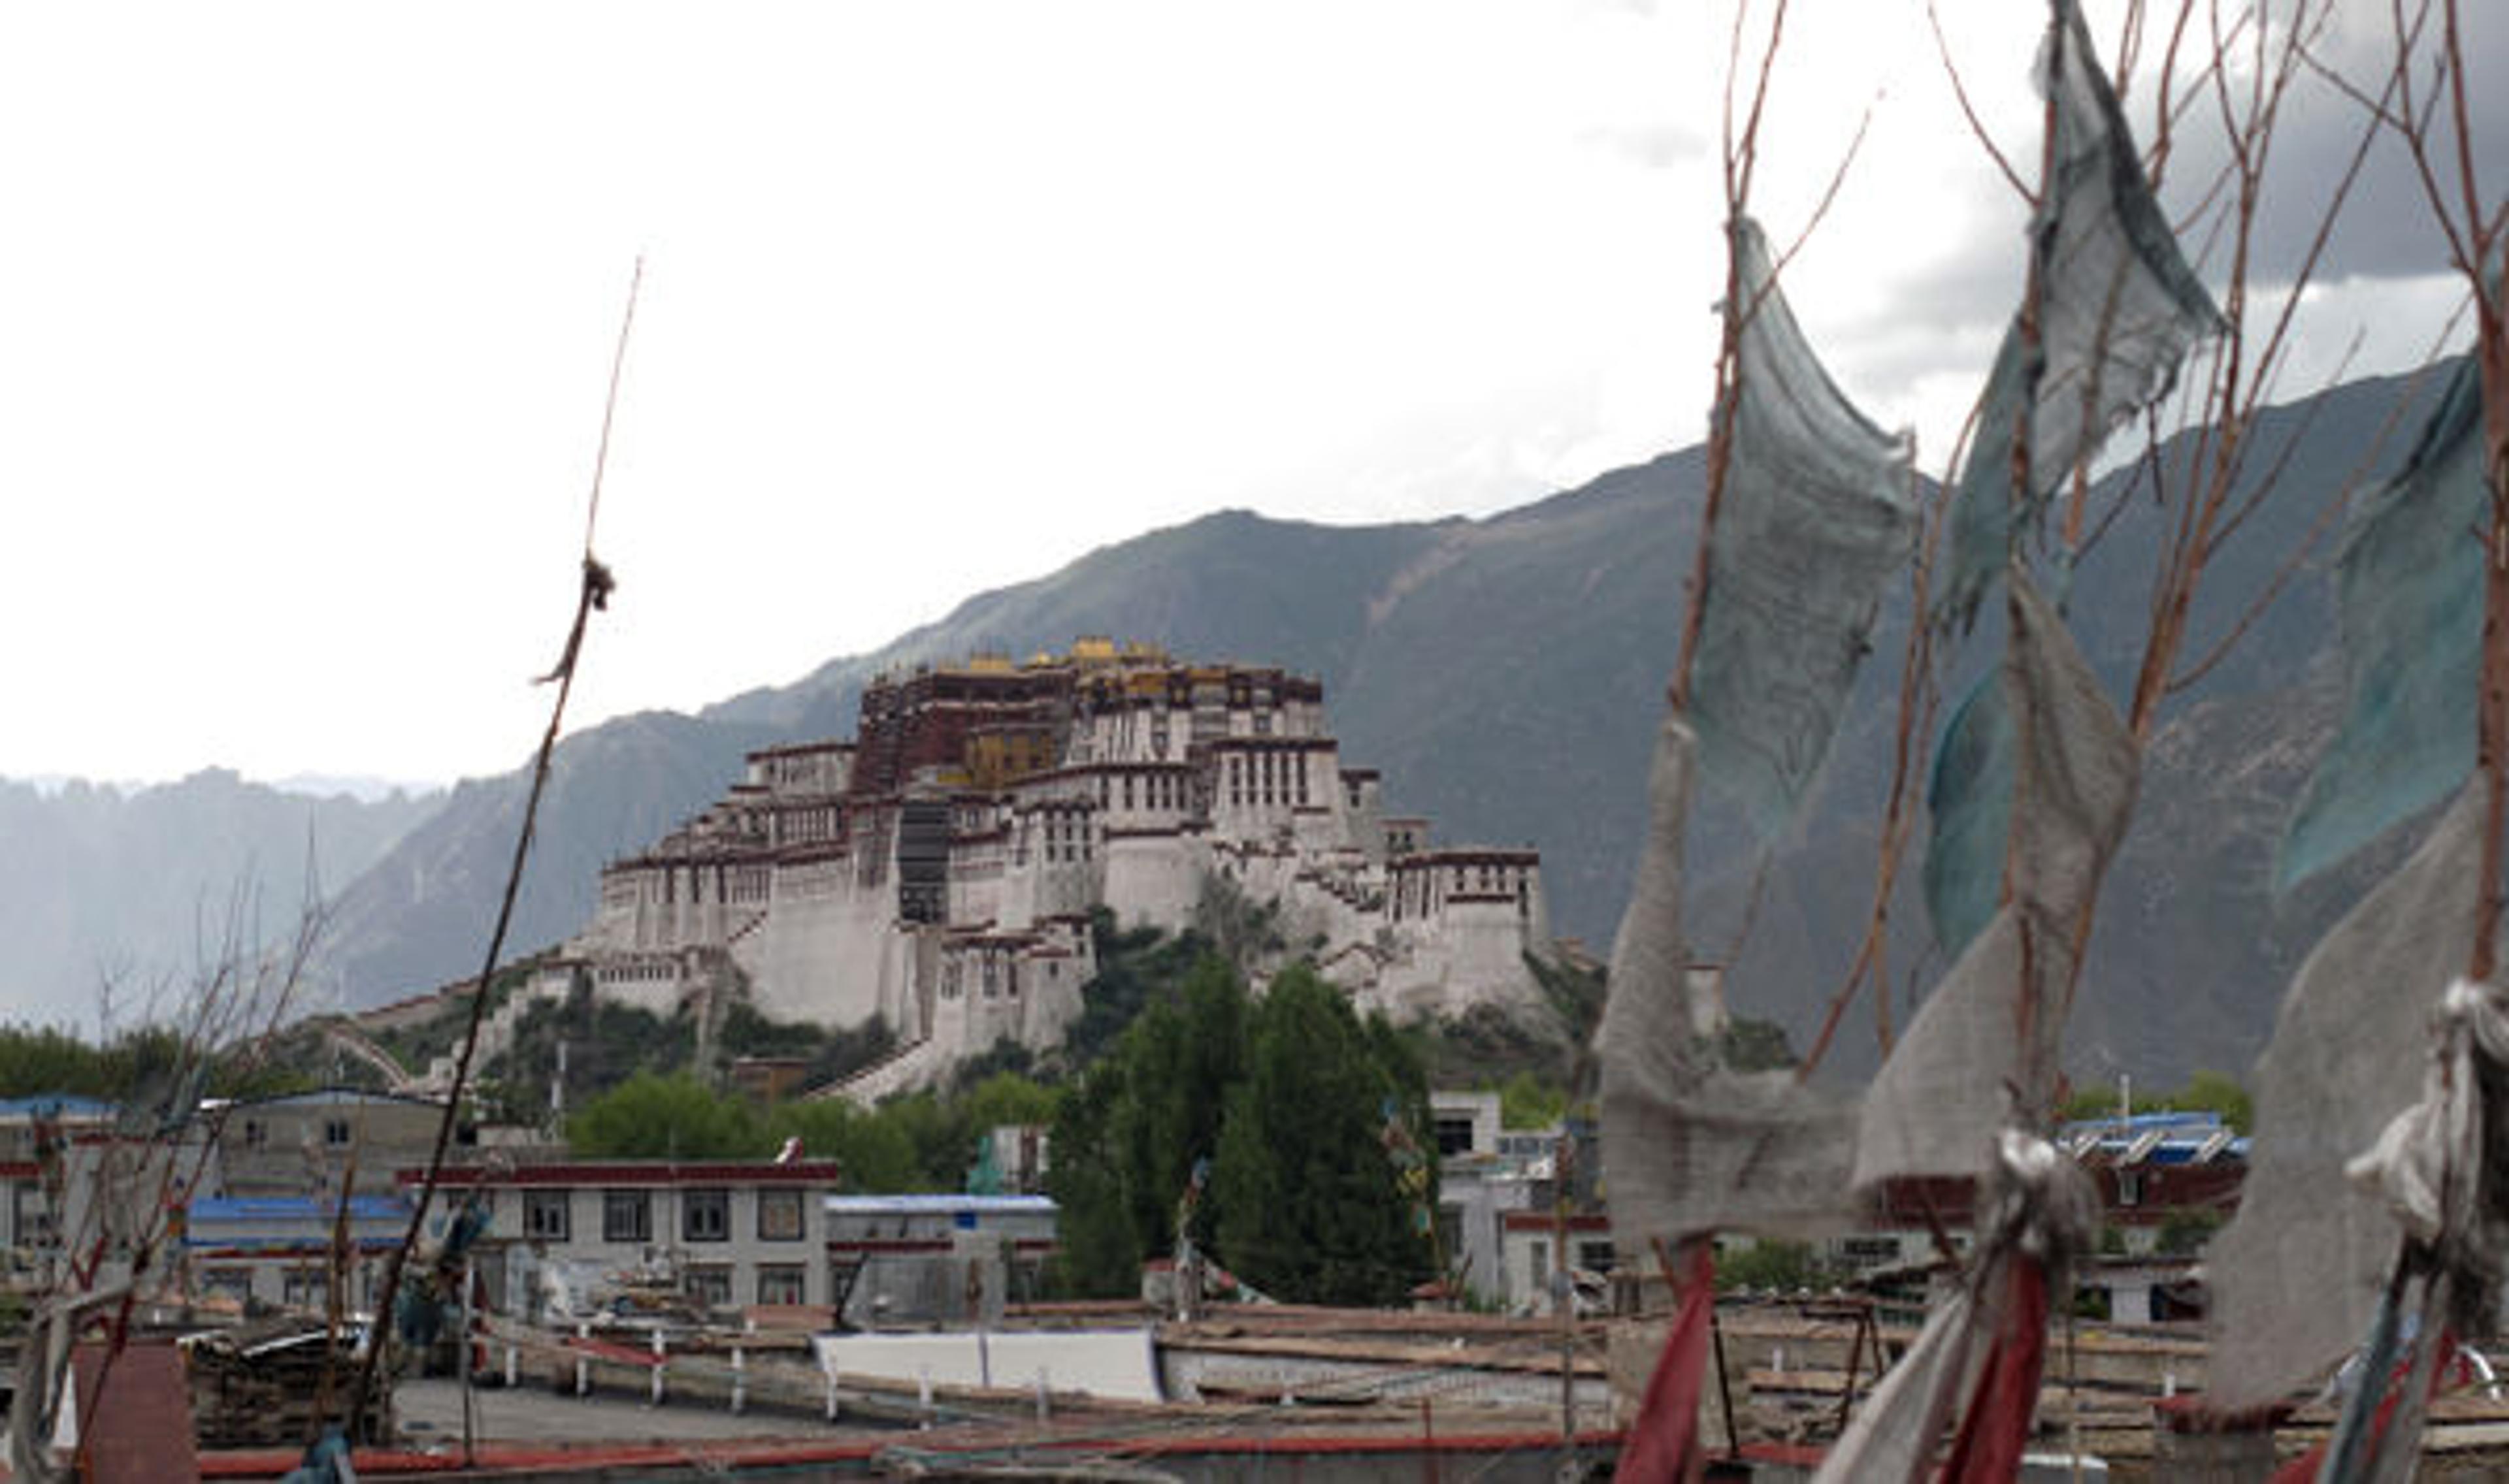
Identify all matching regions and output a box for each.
[1211,967,1432,1306]
[1046,956,1249,1294]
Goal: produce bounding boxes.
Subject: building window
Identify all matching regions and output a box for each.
[685,1265,733,1309]
[201,1266,253,1303]
[1434,1117,1476,1157]
[758,1188,805,1242]
[756,1265,807,1306]
[683,1188,730,1243]
[324,1118,352,1148]
[602,1190,651,1243]
[283,1268,329,1311]
[12,1186,54,1249]
[242,1119,268,1151]
[524,1190,570,1243]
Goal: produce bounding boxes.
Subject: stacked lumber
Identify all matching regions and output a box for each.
[182,1321,390,1448]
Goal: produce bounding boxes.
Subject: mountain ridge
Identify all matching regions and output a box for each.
[20,364,2453,1086]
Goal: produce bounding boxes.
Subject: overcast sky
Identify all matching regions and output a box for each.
[0,0,2491,790]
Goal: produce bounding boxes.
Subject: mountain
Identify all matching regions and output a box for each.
[0,770,438,1026]
[317,713,783,1005]
[303,363,2442,1086]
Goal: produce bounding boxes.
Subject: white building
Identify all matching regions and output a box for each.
[824,1193,1059,1327]
[551,641,1560,1095]
[411,1158,845,1316]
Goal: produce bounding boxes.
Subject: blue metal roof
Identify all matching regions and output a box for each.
[0,1095,116,1120]
[188,1195,412,1224]
[824,1195,1058,1215]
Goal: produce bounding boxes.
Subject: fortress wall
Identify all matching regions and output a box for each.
[1100,835,1200,933]
[747,884,908,1030]
[1380,900,1550,1020]
[948,847,1006,925]
[590,956,684,1018]
[1016,856,1103,928]
[1021,956,1086,1048]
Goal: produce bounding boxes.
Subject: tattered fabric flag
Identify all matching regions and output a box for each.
[1811,1272,1988,1483]
[1816,1131,2099,1484]
[2276,357,2485,890]
[1937,0,2223,632]
[1937,1255,2054,1481]
[2276,1298,2470,1484]
[1610,1242,1716,1484]
[1689,216,1916,839]
[1598,716,1860,1251]
[1921,671,2015,959]
[2208,782,2486,1408]
[1860,569,2137,1187]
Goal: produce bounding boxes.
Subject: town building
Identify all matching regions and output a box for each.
[1427,1090,1608,1314]
[182,1193,413,1312]
[824,1193,1060,1326]
[547,640,1560,1095]
[0,1096,129,1282]
[406,1157,847,1317]
[206,1087,460,1199]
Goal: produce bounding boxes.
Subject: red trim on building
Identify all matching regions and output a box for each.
[401,1161,844,1189]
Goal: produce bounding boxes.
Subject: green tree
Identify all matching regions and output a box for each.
[766,1097,921,1191]
[2173,1071,2254,1135]
[960,1070,1061,1133]
[1498,1070,1568,1131]
[1046,955,1251,1295]
[1062,910,1218,1069]
[2058,1071,2253,1134]
[1041,1067,1137,1294]
[1714,1238,1822,1294]
[1211,967,1432,1306]
[564,1071,764,1159]
[874,1091,979,1191]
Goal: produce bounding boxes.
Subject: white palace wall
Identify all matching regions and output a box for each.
[555,649,1561,1095]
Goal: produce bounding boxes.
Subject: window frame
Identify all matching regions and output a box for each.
[755,1264,807,1306]
[602,1189,651,1244]
[684,1265,733,1309]
[757,1187,805,1242]
[682,1187,731,1244]
[523,1189,572,1244]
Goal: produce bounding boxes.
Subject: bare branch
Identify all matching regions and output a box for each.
[1927,0,2033,202]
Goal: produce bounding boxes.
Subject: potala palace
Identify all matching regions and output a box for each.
[548,639,1559,1097]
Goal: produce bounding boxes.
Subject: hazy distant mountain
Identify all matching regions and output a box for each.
[270,773,443,804]
[0,770,438,1026]
[262,363,2451,1084]
[316,713,783,1005]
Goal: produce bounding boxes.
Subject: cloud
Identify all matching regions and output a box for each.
[2148,0,2509,287]
[1582,122,1711,171]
